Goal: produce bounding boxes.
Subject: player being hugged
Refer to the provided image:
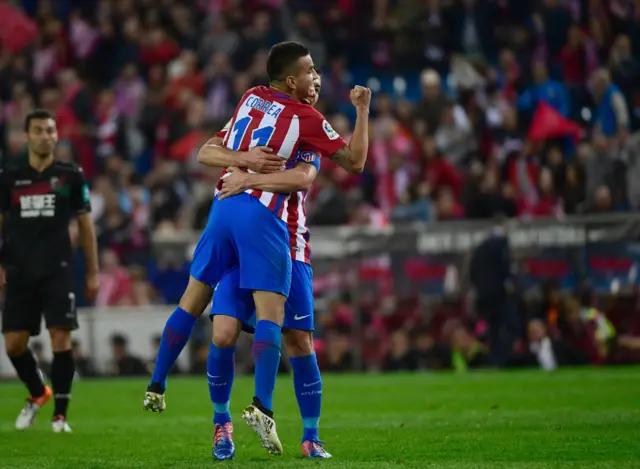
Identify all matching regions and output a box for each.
[0,109,99,433]
[143,41,370,459]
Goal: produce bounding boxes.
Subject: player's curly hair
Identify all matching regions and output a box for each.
[267,41,309,83]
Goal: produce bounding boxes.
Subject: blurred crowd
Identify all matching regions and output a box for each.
[2,0,640,311]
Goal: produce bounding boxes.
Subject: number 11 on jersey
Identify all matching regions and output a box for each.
[231,117,275,151]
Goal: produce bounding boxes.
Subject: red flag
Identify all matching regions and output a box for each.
[528,101,582,142]
[0,2,38,54]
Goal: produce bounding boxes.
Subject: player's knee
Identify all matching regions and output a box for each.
[284,329,314,358]
[179,276,214,316]
[212,316,241,348]
[3,332,29,356]
[49,328,72,352]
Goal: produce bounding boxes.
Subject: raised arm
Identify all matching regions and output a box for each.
[328,86,371,174]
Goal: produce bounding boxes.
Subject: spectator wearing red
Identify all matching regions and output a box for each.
[140,27,180,67]
[421,136,463,199]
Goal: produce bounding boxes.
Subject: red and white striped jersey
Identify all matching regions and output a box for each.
[215,86,345,219]
[213,86,345,263]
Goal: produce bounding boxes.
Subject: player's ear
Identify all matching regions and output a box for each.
[285,75,296,90]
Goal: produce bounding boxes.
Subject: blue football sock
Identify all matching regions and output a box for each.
[150,307,197,389]
[290,353,322,442]
[208,343,236,425]
[252,320,282,412]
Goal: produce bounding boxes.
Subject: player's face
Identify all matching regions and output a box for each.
[290,54,317,102]
[310,76,322,107]
[26,118,58,157]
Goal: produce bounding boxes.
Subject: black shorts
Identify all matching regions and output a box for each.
[1,266,78,336]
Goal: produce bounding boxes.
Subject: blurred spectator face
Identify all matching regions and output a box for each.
[440,105,455,126]
[100,18,115,38]
[186,97,205,127]
[612,35,632,62]
[414,331,434,351]
[389,152,405,172]
[234,73,251,97]
[499,49,516,70]
[502,182,515,199]
[532,62,548,84]
[547,147,563,166]
[98,89,115,110]
[503,107,517,130]
[538,168,554,195]
[375,93,393,115]
[396,100,413,122]
[377,117,398,142]
[123,17,140,41]
[121,63,138,81]
[101,249,121,274]
[39,88,60,113]
[594,186,612,211]
[566,165,579,186]
[527,320,547,343]
[437,188,456,219]
[567,25,583,48]
[481,170,498,193]
[591,69,610,97]
[296,11,315,32]
[211,52,230,76]
[422,137,437,159]
[253,11,271,35]
[420,69,441,100]
[390,330,410,356]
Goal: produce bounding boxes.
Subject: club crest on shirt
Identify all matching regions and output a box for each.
[298,151,317,163]
[322,120,339,140]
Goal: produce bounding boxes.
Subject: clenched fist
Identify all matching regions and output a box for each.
[350,85,371,112]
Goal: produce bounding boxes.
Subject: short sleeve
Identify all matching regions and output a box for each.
[216,119,232,139]
[300,112,347,157]
[0,170,10,213]
[70,167,91,214]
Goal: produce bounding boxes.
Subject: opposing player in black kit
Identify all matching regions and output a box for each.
[0,109,99,432]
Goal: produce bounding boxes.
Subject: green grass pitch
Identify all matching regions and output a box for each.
[0,368,638,468]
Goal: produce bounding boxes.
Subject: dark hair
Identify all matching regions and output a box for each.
[24,109,54,132]
[267,41,309,82]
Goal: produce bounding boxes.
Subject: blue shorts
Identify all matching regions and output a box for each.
[190,193,292,297]
[210,260,314,332]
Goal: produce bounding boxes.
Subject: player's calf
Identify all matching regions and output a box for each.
[208,315,241,427]
[285,331,324,447]
[49,328,75,423]
[4,331,51,430]
[144,276,212,411]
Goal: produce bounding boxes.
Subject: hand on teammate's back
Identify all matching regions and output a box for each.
[350,86,372,111]
[218,167,251,200]
[241,146,283,174]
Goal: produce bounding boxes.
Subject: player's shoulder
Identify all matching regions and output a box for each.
[0,158,28,179]
[52,160,85,176]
